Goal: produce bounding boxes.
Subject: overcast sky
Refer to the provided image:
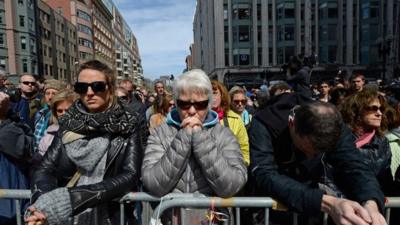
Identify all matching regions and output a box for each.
[113,0,196,81]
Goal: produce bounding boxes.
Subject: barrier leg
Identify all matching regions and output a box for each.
[264,208,269,225]
[235,207,240,225]
[15,199,22,225]
[385,208,391,224]
[293,213,298,225]
[120,202,125,225]
[323,213,328,225]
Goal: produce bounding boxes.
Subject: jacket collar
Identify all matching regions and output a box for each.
[166,108,219,128]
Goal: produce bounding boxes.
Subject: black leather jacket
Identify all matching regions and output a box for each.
[356,134,394,195]
[31,128,142,223]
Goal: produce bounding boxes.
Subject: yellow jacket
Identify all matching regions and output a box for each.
[220,110,250,166]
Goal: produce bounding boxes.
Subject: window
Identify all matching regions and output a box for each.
[239,26,249,42]
[27,0,33,9]
[233,49,250,65]
[78,24,93,35]
[22,59,28,73]
[284,25,294,41]
[328,8,337,18]
[77,10,91,21]
[57,7,63,15]
[18,0,23,5]
[21,36,26,50]
[225,48,229,66]
[238,8,250,19]
[328,46,337,62]
[285,8,295,18]
[328,25,336,41]
[28,18,34,31]
[19,15,25,27]
[0,34,3,46]
[30,38,35,53]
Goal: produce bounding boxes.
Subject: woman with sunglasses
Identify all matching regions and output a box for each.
[229,86,252,128]
[26,60,146,225]
[340,89,395,195]
[142,69,247,225]
[211,80,250,166]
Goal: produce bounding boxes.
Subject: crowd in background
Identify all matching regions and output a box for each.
[0,59,400,225]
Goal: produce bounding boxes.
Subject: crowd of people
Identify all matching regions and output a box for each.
[0,60,399,225]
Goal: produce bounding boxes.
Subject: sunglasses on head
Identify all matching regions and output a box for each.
[176,99,208,110]
[22,81,36,86]
[364,105,384,112]
[74,81,107,94]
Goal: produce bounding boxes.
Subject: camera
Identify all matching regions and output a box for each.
[0,87,21,103]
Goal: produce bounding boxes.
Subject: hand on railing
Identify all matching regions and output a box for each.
[24,206,46,225]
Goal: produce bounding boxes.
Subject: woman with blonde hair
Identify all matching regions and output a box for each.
[35,89,79,158]
[26,60,146,225]
[211,80,249,166]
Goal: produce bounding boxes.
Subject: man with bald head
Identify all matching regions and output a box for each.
[11,74,41,127]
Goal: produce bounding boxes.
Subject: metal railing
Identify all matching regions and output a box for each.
[1,189,400,225]
[0,189,30,225]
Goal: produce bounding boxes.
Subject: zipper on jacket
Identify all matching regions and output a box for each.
[104,139,126,173]
[72,189,106,211]
[186,158,191,193]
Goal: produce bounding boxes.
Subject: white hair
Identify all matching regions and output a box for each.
[173,69,212,106]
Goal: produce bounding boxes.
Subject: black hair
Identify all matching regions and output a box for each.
[294,101,342,153]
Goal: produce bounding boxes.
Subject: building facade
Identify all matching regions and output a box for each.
[37,0,78,82]
[92,0,114,68]
[44,0,95,65]
[112,4,143,85]
[1,0,38,77]
[193,0,400,86]
[1,0,142,83]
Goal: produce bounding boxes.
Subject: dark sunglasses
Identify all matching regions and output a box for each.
[233,99,247,105]
[118,95,129,100]
[22,81,36,86]
[176,99,208,110]
[364,105,384,112]
[74,81,107,94]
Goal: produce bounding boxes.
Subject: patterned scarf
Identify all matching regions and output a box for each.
[59,100,137,136]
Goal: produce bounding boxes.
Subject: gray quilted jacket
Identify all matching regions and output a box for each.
[142,110,247,197]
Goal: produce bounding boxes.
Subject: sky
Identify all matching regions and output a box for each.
[113,0,197,81]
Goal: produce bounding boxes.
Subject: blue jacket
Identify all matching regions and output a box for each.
[0,119,33,222]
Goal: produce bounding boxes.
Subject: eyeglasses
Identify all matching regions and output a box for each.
[176,99,208,110]
[233,99,247,105]
[74,81,107,94]
[56,108,68,114]
[118,95,129,101]
[364,105,384,112]
[22,81,36,86]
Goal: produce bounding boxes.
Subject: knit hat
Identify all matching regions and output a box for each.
[44,79,66,91]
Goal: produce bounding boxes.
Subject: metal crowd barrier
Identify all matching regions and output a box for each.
[0,189,30,225]
[1,189,400,225]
